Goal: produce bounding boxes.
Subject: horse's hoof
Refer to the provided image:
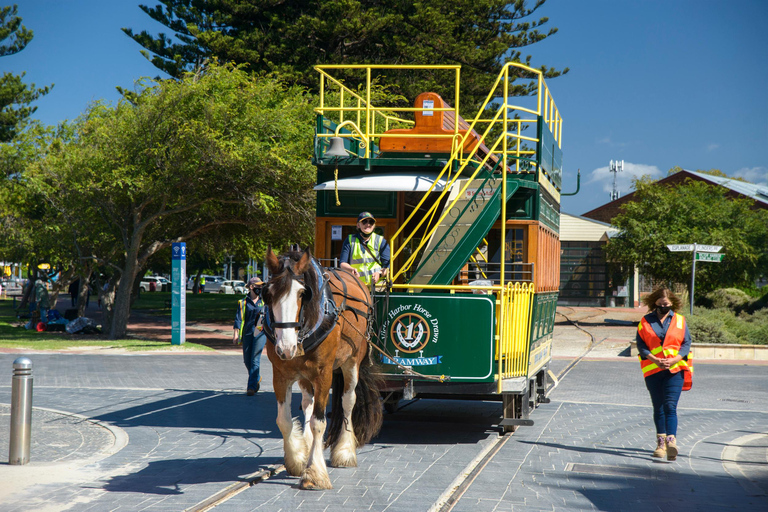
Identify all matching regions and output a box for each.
[285,460,306,477]
[330,453,358,468]
[300,466,333,490]
[299,478,333,491]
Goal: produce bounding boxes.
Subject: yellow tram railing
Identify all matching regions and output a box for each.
[315,63,560,390]
[498,282,535,390]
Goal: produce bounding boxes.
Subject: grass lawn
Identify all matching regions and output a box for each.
[132,291,240,323]
[0,297,213,352]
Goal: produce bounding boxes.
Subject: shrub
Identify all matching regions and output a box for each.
[687,308,740,344]
[704,288,751,311]
[688,306,768,345]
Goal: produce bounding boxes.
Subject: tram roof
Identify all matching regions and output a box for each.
[314,172,447,192]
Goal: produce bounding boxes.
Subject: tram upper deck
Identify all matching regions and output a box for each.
[312,63,563,295]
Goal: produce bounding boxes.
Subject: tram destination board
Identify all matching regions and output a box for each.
[375,293,496,382]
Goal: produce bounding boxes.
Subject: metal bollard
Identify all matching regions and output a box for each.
[9,357,33,465]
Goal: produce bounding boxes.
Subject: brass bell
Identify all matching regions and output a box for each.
[325,137,348,158]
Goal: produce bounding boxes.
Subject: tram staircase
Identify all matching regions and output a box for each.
[409,170,519,285]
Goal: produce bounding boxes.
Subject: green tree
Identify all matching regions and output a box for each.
[605,176,768,299]
[123,0,567,113]
[0,4,51,142]
[9,63,315,338]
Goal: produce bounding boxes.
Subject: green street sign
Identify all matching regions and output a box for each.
[696,252,724,262]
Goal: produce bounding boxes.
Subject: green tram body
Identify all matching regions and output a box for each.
[311,64,564,428]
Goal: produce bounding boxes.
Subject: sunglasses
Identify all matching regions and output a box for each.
[361,219,375,226]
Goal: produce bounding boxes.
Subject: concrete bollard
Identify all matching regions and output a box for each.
[9,356,33,465]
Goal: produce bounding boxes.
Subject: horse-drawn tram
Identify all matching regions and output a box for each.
[310,63,564,431]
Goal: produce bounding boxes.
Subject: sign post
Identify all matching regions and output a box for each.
[171,242,186,345]
[666,243,723,315]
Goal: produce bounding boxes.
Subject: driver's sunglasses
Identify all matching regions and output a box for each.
[361,219,375,226]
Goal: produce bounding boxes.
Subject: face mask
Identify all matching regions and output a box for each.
[657,306,671,315]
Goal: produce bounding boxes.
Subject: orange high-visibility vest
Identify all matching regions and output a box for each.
[637,313,693,390]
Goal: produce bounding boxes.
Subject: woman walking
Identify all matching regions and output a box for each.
[637,288,694,461]
[233,277,267,395]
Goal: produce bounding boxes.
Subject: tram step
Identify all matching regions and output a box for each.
[499,418,535,427]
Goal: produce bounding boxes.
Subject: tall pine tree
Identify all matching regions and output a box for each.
[0,4,51,142]
[123,0,568,114]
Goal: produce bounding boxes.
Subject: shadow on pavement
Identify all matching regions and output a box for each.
[100,456,284,495]
[94,390,281,432]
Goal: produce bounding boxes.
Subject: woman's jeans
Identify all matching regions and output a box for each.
[645,370,684,435]
[242,331,267,391]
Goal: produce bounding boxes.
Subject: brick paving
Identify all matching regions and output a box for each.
[0,307,766,511]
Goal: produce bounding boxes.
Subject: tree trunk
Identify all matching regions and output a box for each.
[77,267,93,318]
[18,263,36,310]
[108,238,144,339]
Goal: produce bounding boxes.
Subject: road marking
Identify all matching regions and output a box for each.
[123,393,222,421]
[721,433,768,496]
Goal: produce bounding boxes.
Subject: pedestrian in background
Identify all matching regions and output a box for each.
[35,277,50,326]
[200,275,206,293]
[69,278,79,307]
[636,288,693,461]
[232,277,267,395]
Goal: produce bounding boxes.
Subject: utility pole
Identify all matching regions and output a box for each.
[609,160,623,201]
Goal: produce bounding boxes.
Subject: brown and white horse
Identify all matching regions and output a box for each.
[262,247,382,490]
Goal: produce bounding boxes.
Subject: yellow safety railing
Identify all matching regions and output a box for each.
[383,62,562,285]
[315,65,462,158]
[497,282,535,391]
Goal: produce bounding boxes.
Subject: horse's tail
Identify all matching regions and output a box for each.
[327,345,383,449]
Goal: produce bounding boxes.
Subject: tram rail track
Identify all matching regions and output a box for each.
[433,311,611,512]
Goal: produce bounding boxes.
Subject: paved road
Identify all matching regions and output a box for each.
[0,308,766,511]
[1,353,766,512]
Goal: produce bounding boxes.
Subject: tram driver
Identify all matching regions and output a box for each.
[339,211,390,287]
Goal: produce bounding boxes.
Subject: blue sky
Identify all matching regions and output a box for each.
[5,0,768,215]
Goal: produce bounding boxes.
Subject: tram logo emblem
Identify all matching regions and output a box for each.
[380,304,442,367]
[391,313,431,353]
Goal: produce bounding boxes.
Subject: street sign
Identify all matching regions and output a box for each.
[667,242,727,315]
[696,252,725,262]
[667,244,694,252]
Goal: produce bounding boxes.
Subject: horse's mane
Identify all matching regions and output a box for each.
[263,250,321,329]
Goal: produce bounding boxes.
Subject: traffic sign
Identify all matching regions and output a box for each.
[696,252,725,262]
[667,244,694,252]
[696,245,722,253]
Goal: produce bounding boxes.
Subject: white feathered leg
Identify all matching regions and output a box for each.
[331,364,358,467]
[276,381,308,476]
[300,412,332,489]
[300,384,315,450]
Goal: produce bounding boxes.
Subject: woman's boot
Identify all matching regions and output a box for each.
[652,434,666,458]
[666,435,678,461]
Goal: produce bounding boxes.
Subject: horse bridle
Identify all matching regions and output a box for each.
[268,262,312,334]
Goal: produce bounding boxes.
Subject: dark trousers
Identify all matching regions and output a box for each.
[242,330,267,391]
[644,370,684,436]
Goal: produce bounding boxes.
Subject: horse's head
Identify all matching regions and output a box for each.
[263,245,315,360]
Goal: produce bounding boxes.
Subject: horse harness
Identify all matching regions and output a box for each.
[263,258,374,354]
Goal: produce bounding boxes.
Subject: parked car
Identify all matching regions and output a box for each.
[0,277,25,296]
[140,276,169,292]
[219,280,246,295]
[202,276,226,293]
[185,275,226,292]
